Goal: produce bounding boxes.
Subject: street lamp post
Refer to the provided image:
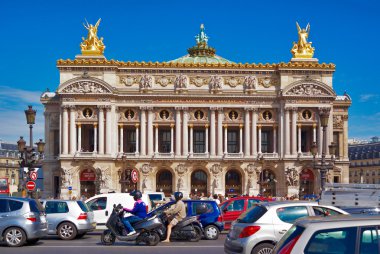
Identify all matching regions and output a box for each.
[311,109,336,193]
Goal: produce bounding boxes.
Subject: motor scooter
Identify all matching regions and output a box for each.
[100,204,163,246]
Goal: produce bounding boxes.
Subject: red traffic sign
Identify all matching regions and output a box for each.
[131,169,139,184]
[26,181,36,191]
[30,171,38,181]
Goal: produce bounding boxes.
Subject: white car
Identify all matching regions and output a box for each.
[272,215,380,254]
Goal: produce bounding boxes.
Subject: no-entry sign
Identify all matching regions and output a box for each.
[26,181,36,191]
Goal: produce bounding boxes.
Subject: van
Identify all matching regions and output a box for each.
[85,193,150,229]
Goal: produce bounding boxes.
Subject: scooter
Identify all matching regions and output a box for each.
[100,204,163,246]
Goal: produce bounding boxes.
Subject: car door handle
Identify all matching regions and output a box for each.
[105,211,108,216]
[279,229,287,234]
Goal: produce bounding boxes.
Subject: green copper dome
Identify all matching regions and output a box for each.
[167,24,235,64]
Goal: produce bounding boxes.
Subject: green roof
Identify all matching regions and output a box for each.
[168,54,234,64]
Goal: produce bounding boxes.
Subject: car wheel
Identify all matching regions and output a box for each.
[58,222,77,240]
[189,225,202,242]
[26,238,40,245]
[4,227,26,247]
[101,230,115,245]
[204,225,219,240]
[251,243,275,254]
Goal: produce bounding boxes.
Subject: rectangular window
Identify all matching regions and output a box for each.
[276,206,309,224]
[53,130,59,156]
[359,227,379,254]
[261,131,270,153]
[194,130,205,153]
[333,132,340,158]
[227,130,239,153]
[125,129,136,153]
[45,201,69,214]
[159,129,171,153]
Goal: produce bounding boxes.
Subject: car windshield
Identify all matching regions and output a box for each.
[149,194,163,201]
[236,204,267,223]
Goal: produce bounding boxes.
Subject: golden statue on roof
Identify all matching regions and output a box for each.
[80,19,105,56]
[291,22,315,58]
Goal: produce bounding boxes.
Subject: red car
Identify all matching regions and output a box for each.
[219,196,273,230]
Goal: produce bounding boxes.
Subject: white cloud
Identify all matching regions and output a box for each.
[359,94,379,102]
[0,86,42,105]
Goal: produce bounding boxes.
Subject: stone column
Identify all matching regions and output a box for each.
[93,123,98,153]
[343,115,349,159]
[291,108,297,155]
[339,132,344,158]
[105,106,112,154]
[239,124,243,154]
[284,108,290,156]
[313,123,317,143]
[217,109,224,156]
[59,109,62,155]
[44,112,50,157]
[135,123,139,155]
[170,123,174,155]
[244,108,251,156]
[210,109,216,156]
[69,106,76,154]
[258,124,262,154]
[147,108,154,156]
[205,124,209,154]
[62,106,68,155]
[279,107,284,157]
[327,111,333,155]
[224,124,228,154]
[189,124,193,155]
[175,108,181,156]
[183,110,189,156]
[252,109,258,156]
[154,123,158,154]
[98,107,104,154]
[119,124,123,153]
[273,125,277,154]
[140,109,146,156]
[318,113,323,155]
[298,123,302,154]
[77,123,82,152]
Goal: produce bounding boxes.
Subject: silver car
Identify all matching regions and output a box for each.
[0,197,48,247]
[224,201,348,254]
[40,200,96,240]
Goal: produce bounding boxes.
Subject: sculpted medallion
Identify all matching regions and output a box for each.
[120,76,139,87]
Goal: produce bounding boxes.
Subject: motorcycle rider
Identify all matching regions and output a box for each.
[122,190,147,236]
[162,191,186,242]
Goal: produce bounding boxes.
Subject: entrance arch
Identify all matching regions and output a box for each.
[225,169,242,197]
[259,169,276,197]
[80,169,96,198]
[299,169,315,199]
[156,169,173,196]
[119,169,138,193]
[191,170,208,196]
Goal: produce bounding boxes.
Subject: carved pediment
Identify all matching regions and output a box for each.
[283,79,335,97]
[59,78,113,94]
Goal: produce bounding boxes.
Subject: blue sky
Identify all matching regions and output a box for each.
[0,0,379,143]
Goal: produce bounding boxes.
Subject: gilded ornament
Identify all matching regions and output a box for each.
[291,22,315,58]
[80,19,105,56]
[224,76,244,88]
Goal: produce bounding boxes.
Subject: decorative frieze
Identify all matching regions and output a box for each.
[224,76,244,88]
[61,81,111,94]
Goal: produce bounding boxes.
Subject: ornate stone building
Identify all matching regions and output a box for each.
[41,22,351,199]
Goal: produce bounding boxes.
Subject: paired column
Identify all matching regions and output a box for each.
[258,124,262,154]
[273,125,277,154]
[119,124,123,153]
[182,111,189,156]
[69,106,76,154]
[77,124,82,152]
[93,123,98,153]
[239,124,243,154]
[284,108,290,155]
[44,112,50,157]
[224,124,228,154]
[217,109,224,156]
[244,108,251,156]
[170,123,174,154]
[105,106,112,154]
[205,124,209,154]
[135,123,140,155]
[147,108,154,156]
[252,109,258,156]
[189,124,194,155]
[210,109,216,156]
[297,124,302,154]
[291,108,298,155]
[140,109,146,156]
[313,123,317,143]
[62,106,69,155]
[175,108,181,156]
[98,107,104,154]
[154,124,159,154]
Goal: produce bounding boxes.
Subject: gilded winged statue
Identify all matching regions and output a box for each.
[80,18,105,55]
[291,22,315,58]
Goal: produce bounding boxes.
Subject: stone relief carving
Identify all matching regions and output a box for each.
[142,177,150,190]
[287,84,329,96]
[100,167,111,188]
[259,77,276,88]
[62,81,111,94]
[333,115,344,128]
[174,74,189,89]
[247,177,253,189]
[190,76,209,87]
[61,167,73,187]
[156,76,175,87]
[140,74,154,90]
[120,76,139,87]
[224,76,244,88]
[245,164,256,175]
[213,178,220,189]
[209,75,223,92]
[141,163,153,175]
[175,164,188,176]
[177,177,184,190]
[244,75,258,90]
[285,167,299,186]
[210,164,222,176]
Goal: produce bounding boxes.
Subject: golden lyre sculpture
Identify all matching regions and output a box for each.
[291,22,315,58]
[80,19,105,56]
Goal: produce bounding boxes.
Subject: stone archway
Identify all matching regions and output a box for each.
[225,169,242,197]
[80,168,97,198]
[156,169,173,196]
[191,170,208,196]
[299,168,315,199]
[259,169,277,197]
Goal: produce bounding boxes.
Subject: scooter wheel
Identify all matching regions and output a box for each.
[101,230,116,245]
[145,232,160,246]
[190,226,202,242]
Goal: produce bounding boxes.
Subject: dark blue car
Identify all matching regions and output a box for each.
[148,199,224,240]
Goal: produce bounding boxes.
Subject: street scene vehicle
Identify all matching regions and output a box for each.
[101,204,163,246]
[272,215,380,254]
[148,199,223,240]
[40,200,96,240]
[224,201,348,254]
[220,196,272,230]
[85,193,151,228]
[0,197,47,247]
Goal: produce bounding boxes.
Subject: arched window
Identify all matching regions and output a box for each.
[156,170,172,196]
[191,170,207,196]
[225,170,242,197]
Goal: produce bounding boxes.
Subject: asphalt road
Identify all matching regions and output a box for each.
[1,232,226,254]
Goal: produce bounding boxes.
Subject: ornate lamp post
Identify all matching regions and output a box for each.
[311,109,336,193]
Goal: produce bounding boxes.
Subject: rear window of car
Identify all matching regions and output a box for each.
[29,200,44,213]
[236,205,267,223]
[0,199,8,212]
[9,200,23,211]
[87,197,107,210]
[192,202,214,215]
[77,201,89,212]
[149,194,164,201]
[276,206,309,224]
[273,225,305,253]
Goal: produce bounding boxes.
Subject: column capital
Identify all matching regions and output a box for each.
[93,123,98,127]
[140,106,153,111]
[217,107,224,112]
[223,123,228,128]
[189,123,193,128]
[342,115,349,120]
[318,107,331,114]
[104,105,112,111]
[135,123,140,128]
[154,123,159,128]
[244,107,253,111]
[273,124,278,129]
[118,123,124,128]
[257,124,262,129]
[97,105,105,110]
[205,123,209,128]
[312,123,317,128]
[170,123,175,128]
[239,124,244,129]
[62,105,70,110]
[297,123,302,128]
[76,123,82,127]
[252,107,259,112]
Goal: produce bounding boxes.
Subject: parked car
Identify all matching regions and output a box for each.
[148,199,224,240]
[40,200,96,240]
[0,197,47,247]
[339,206,380,215]
[224,201,348,254]
[272,215,380,254]
[85,193,151,229]
[220,196,272,230]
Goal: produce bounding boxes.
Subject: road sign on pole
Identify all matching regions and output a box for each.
[131,169,139,183]
[30,171,37,181]
[26,181,36,191]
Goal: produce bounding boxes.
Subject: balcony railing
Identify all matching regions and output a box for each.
[156,153,174,158]
[261,153,278,158]
[224,153,244,159]
[192,153,209,158]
